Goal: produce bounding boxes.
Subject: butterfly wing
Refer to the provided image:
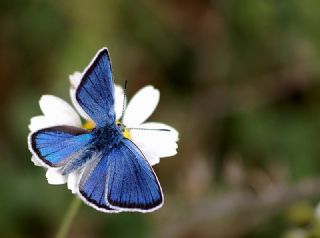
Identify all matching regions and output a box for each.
[76,48,115,128]
[29,126,92,168]
[78,153,118,212]
[107,139,163,212]
[79,139,163,213]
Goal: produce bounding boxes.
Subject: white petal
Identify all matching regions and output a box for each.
[115,85,125,120]
[135,139,177,158]
[135,142,160,166]
[31,155,42,166]
[29,116,48,132]
[46,168,67,185]
[29,115,70,132]
[69,71,82,88]
[69,72,92,121]
[131,122,179,159]
[39,95,82,127]
[123,86,159,127]
[67,169,82,194]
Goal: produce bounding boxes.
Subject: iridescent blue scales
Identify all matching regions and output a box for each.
[28,48,163,212]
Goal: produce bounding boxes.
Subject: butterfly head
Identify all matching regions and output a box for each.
[116,121,131,140]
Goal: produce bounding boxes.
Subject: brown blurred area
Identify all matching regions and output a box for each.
[2,0,320,237]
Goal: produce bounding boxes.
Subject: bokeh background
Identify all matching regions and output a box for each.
[2,0,320,237]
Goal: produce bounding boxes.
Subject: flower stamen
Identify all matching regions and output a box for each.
[116,120,131,140]
[82,120,95,130]
[123,128,131,140]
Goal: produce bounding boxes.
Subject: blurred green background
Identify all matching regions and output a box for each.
[2,0,320,237]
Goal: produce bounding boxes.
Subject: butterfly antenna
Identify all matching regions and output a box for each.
[120,80,128,124]
[128,127,171,132]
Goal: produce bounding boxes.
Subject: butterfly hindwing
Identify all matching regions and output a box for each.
[29,126,92,167]
[78,138,163,212]
[106,139,163,212]
[76,48,115,127]
[78,154,117,212]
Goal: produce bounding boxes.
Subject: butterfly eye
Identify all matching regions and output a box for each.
[116,122,125,131]
[115,122,132,139]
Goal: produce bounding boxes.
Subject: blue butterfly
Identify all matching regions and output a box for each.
[28,48,164,213]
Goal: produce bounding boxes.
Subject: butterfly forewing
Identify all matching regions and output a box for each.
[29,126,92,167]
[76,48,115,128]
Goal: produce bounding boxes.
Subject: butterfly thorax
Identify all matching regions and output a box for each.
[91,124,123,152]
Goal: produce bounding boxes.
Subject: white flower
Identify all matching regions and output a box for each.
[28,71,179,193]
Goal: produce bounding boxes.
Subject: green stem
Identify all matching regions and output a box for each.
[55,197,81,238]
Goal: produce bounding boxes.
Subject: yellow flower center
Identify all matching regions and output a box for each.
[123,128,131,140]
[82,120,95,130]
[82,119,131,140]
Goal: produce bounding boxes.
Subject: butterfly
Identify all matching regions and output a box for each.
[28,48,164,213]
